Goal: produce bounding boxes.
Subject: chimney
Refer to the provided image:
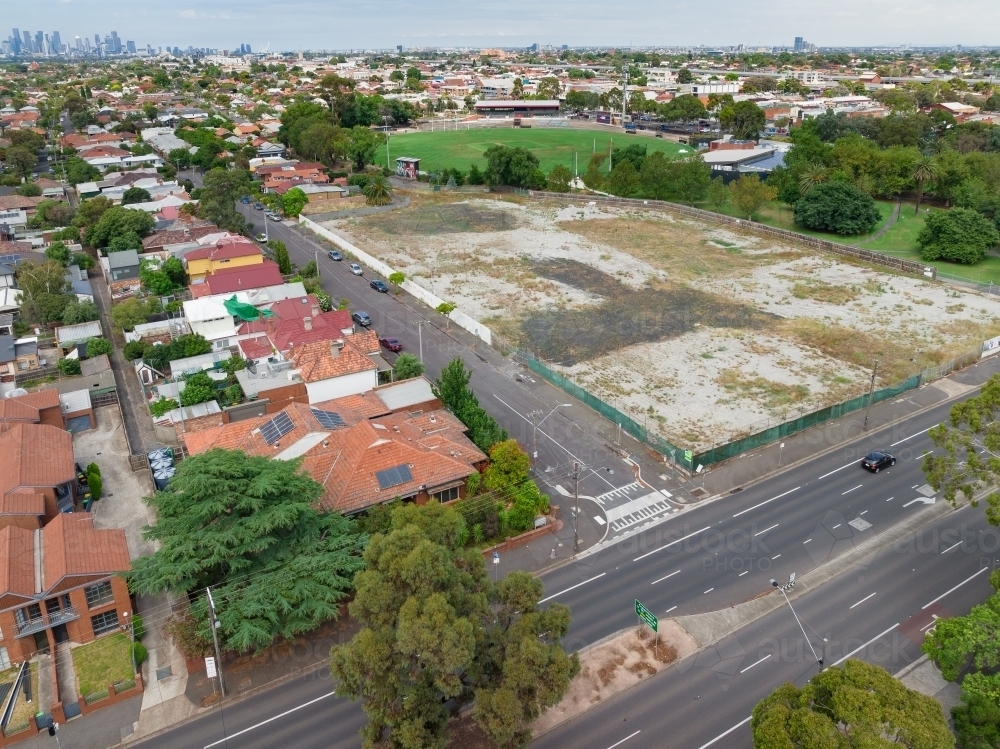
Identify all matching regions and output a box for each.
[183,227,190,237]
[303,316,312,331]
[311,304,320,317]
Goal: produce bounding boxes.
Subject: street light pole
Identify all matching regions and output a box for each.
[530,404,572,474]
[416,320,425,364]
[771,575,823,666]
[206,588,226,697]
[573,461,581,554]
[862,359,879,431]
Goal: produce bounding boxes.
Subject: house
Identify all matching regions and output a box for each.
[141,224,220,252]
[181,393,486,515]
[0,388,63,433]
[183,238,263,283]
[289,333,384,404]
[0,263,14,289]
[933,101,980,123]
[0,314,12,337]
[0,513,131,662]
[55,321,103,349]
[236,297,354,362]
[190,260,284,298]
[0,335,40,380]
[181,283,308,349]
[107,250,140,281]
[65,265,94,302]
[0,422,77,529]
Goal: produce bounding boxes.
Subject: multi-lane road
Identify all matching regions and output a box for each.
[129,359,997,748]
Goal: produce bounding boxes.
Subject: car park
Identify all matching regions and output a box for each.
[370,279,389,293]
[349,263,363,276]
[861,451,895,473]
[379,337,402,352]
[327,250,343,261]
[352,311,372,327]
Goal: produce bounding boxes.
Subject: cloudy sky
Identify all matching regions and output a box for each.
[9,0,1000,50]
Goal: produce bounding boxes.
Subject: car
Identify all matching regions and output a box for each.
[349,263,363,276]
[861,451,895,473]
[380,337,402,353]
[252,202,264,210]
[327,250,343,261]
[255,233,267,243]
[370,279,389,293]
[352,311,372,327]
[240,196,251,204]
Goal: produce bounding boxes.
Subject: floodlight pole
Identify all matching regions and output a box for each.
[771,576,822,666]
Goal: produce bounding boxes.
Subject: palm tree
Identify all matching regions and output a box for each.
[911,157,937,216]
[798,163,828,195]
[363,174,393,206]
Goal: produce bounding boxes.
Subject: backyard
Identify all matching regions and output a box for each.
[73,633,135,700]
[329,193,1000,451]
[388,127,689,175]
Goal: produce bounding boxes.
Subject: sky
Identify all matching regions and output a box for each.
[9,0,1000,51]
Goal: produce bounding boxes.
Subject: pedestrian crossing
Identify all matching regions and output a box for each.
[595,482,645,505]
[604,491,678,533]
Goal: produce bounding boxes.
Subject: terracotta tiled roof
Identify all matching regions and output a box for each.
[238,337,274,360]
[0,423,75,505]
[0,195,48,211]
[204,260,283,296]
[0,399,40,427]
[268,310,354,352]
[0,526,36,599]
[184,239,262,262]
[42,513,131,589]
[6,389,59,411]
[291,338,377,383]
[313,391,390,420]
[142,224,220,249]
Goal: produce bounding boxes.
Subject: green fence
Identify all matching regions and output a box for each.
[523,353,924,472]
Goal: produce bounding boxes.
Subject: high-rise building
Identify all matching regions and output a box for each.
[51,31,62,54]
[23,30,32,53]
[127,40,136,54]
[110,31,121,53]
[11,29,21,55]
[793,36,804,52]
[397,44,403,54]
[245,43,251,53]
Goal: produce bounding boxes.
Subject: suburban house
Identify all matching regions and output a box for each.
[65,265,94,302]
[236,296,355,363]
[0,263,14,288]
[181,381,486,515]
[0,513,131,662]
[183,238,263,283]
[0,314,12,336]
[107,250,140,281]
[55,321,103,350]
[189,260,284,298]
[0,335,40,380]
[0,389,63,433]
[141,224,220,252]
[181,282,307,349]
[933,101,981,123]
[0,422,78,529]
[289,332,386,403]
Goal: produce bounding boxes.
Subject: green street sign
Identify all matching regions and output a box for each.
[635,599,657,633]
[684,450,693,464]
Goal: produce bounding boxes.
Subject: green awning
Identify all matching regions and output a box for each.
[223,295,274,321]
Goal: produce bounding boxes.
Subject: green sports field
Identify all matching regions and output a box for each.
[387,127,689,175]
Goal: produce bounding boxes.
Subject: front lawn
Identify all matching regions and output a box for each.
[72,633,135,699]
[0,663,36,732]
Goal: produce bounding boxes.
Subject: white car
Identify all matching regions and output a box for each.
[349,263,363,276]
[255,233,267,243]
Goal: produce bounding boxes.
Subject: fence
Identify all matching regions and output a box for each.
[523,191,934,279]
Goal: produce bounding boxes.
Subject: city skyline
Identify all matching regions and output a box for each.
[5,0,1000,53]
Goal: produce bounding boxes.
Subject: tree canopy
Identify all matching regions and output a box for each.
[434,357,507,451]
[84,206,155,251]
[794,182,882,235]
[330,502,578,749]
[751,659,954,749]
[917,208,1000,264]
[483,145,545,189]
[130,449,364,653]
[198,167,252,232]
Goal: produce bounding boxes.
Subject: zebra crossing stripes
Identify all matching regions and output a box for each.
[595,482,643,505]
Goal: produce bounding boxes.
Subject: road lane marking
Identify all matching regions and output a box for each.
[740,654,772,673]
[860,510,868,515]
[817,460,857,480]
[704,588,714,594]
[842,485,862,495]
[739,571,749,577]
[754,523,779,537]
[732,487,800,518]
[829,623,899,668]
[891,426,935,446]
[665,605,677,613]
[633,526,712,562]
[697,716,752,749]
[606,730,641,749]
[917,450,932,460]
[832,524,841,529]
[941,541,962,554]
[803,538,812,543]
[539,573,607,604]
[850,592,877,609]
[203,691,336,748]
[771,554,781,560]
[922,567,990,609]
[651,570,680,585]
[886,496,894,502]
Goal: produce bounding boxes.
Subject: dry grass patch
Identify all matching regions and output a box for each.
[791,281,860,305]
[717,368,811,409]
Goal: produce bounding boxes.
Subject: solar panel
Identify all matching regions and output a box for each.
[260,411,294,445]
[0,254,20,264]
[376,464,414,490]
[311,408,345,430]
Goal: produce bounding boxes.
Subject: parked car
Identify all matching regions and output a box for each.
[370,279,389,293]
[861,451,895,473]
[379,337,402,353]
[240,196,251,204]
[352,311,372,327]
[253,202,264,210]
[349,263,363,276]
[255,233,268,243]
[327,250,343,261]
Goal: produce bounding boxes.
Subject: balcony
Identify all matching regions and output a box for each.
[15,607,80,638]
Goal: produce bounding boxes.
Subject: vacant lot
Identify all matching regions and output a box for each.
[331,194,1000,450]
[389,127,688,174]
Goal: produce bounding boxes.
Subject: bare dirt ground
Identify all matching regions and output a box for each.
[330,193,1000,450]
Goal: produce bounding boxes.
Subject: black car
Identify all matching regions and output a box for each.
[861,451,895,473]
[327,250,342,261]
[370,279,389,293]
[352,311,372,327]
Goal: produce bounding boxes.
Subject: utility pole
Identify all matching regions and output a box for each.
[622,69,629,127]
[862,360,879,431]
[314,249,319,279]
[206,588,226,698]
[417,320,425,364]
[573,461,581,554]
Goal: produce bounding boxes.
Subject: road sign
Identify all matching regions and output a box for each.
[684,450,693,464]
[205,657,217,678]
[635,599,657,633]
[493,552,499,564]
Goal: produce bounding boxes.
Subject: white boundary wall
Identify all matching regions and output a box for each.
[299,215,492,345]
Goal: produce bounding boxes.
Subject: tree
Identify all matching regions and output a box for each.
[363,174,393,206]
[15,260,71,325]
[271,240,292,274]
[676,68,693,84]
[45,241,71,266]
[344,126,384,171]
[140,261,175,295]
[953,690,1000,749]
[65,158,101,186]
[536,76,560,100]
[15,182,41,197]
[434,358,507,451]
[393,352,424,381]
[707,176,729,212]
[794,182,882,235]
[107,232,144,254]
[911,156,937,216]
[582,152,605,190]
[282,187,309,218]
[198,167,252,232]
[84,206,155,250]
[605,159,640,197]
[918,208,1000,264]
[660,94,707,123]
[5,146,37,178]
[84,337,112,358]
[719,101,767,140]
[668,156,711,206]
[62,299,99,325]
[387,271,405,292]
[129,449,364,653]
[729,174,777,219]
[483,145,544,189]
[110,296,156,332]
[58,358,81,376]
[73,196,113,230]
[179,372,215,406]
[121,187,152,206]
[751,659,953,749]
[922,570,1000,681]
[639,151,672,200]
[546,164,572,193]
[330,502,577,749]
[797,163,828,195]
[163,256,187,287]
